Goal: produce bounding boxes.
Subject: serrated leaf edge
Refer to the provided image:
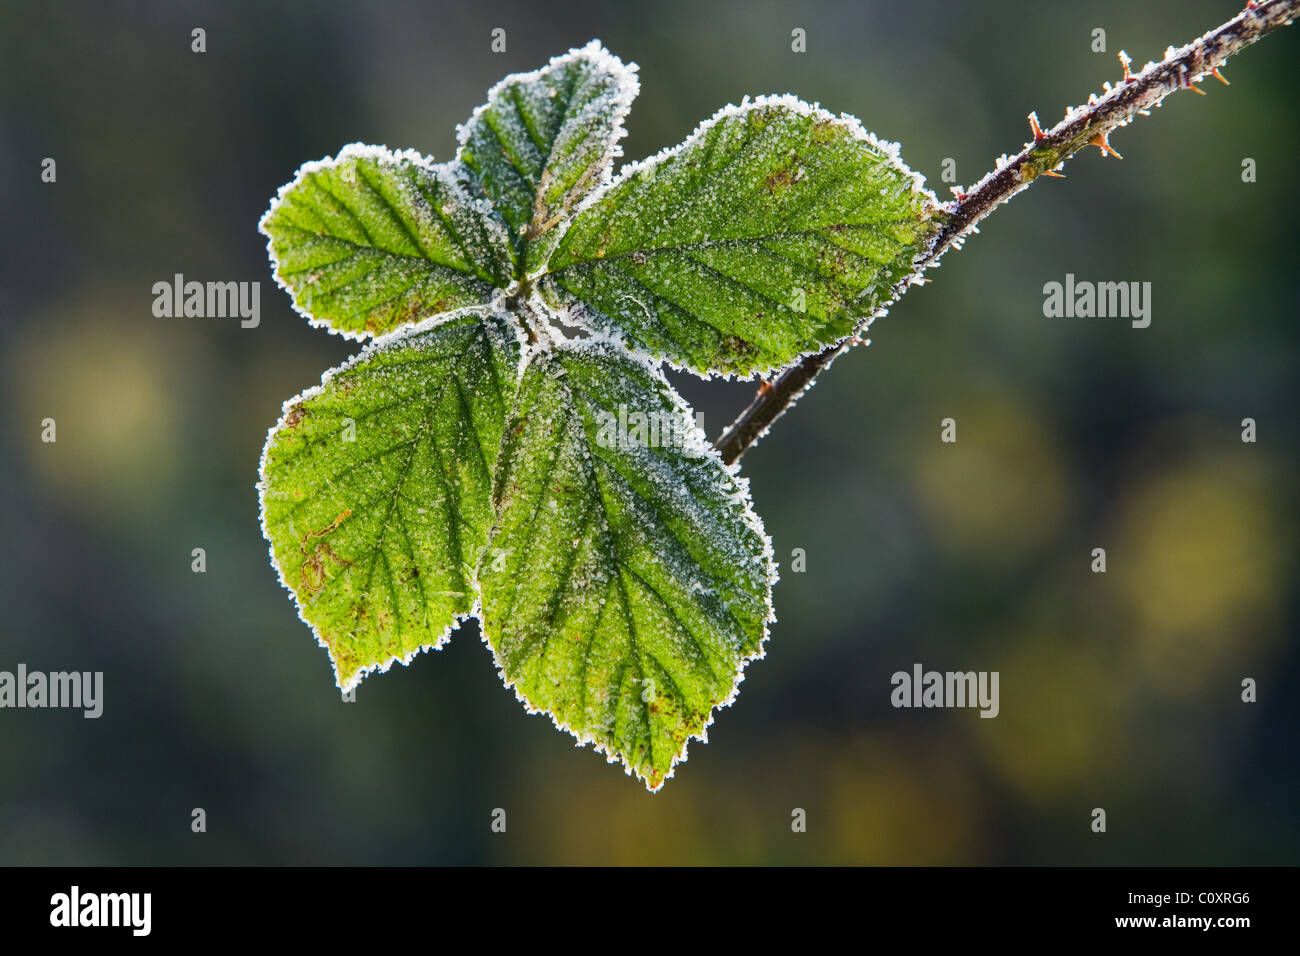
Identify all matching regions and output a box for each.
[258,142,514,343]
[256,303,531,694]
[536,93,945,382]
[473,329,780,791]
[453,39,641,197]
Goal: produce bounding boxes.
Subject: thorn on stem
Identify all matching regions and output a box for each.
[1211,67,1231,85]
[1089,130,1124,159]
[1041,168,1066,178]
[1027,111,1047,142]
[1118,50,1137,83]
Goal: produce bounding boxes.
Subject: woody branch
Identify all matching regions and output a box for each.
[714,0,1298,466]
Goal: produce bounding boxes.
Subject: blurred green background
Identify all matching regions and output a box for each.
[1,0,1296,864]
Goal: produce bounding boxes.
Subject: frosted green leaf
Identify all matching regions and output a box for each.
[478,337,776,790]
[258,309,524,691]
[256,41,961,791]
[260,144,515,339]
[540,95,942,377]
[458,40,639,272]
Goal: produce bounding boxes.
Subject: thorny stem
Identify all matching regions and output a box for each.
[714,0,1298,466]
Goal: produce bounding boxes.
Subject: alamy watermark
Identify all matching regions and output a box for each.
[0,664,103,718]
[50,886,150,936]
[152,273,260,328]
[595,404,707,457]
[891,663,999,718]
[1042,273,1151,328]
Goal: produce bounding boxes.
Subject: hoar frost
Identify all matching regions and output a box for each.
[258,39,936,789]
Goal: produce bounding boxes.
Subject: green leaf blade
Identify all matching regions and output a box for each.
[258,309,525,691]
[478,337,776,789]
[457,41,639,271]
[541,96,942,377]
[260,144,515,339]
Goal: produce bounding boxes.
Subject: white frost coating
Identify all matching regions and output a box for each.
[535,91,942,383]
[455,39,640,237]
[547,91,939,256]
[255,304,514,694]
[557,290,889,387]
[258,142,512,342]
[475,320,779,791]
[455,38,640,152]
[257,40,957,775]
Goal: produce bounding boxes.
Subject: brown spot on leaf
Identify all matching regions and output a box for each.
[298,510,354,595]
[764,168,795,193]
[720,335,757,360]
[810,118,840,144]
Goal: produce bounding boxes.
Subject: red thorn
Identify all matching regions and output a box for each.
[1027,111,1047,142]
[1211,68,1230,85]
[757,379,775,396]
[1089,131,1123,159]
[1188,81,1207,95]
[1041,168,1066,178]
[950,187,968,201]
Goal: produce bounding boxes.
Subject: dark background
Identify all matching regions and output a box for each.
[0,0,1295,864]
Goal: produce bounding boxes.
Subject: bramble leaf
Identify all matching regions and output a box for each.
[256,42,948,790]
[258,309,524,691]
[260,144,515,339]
[477,337,776,789]
[458,40,639,272]
[540,96,941,377]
